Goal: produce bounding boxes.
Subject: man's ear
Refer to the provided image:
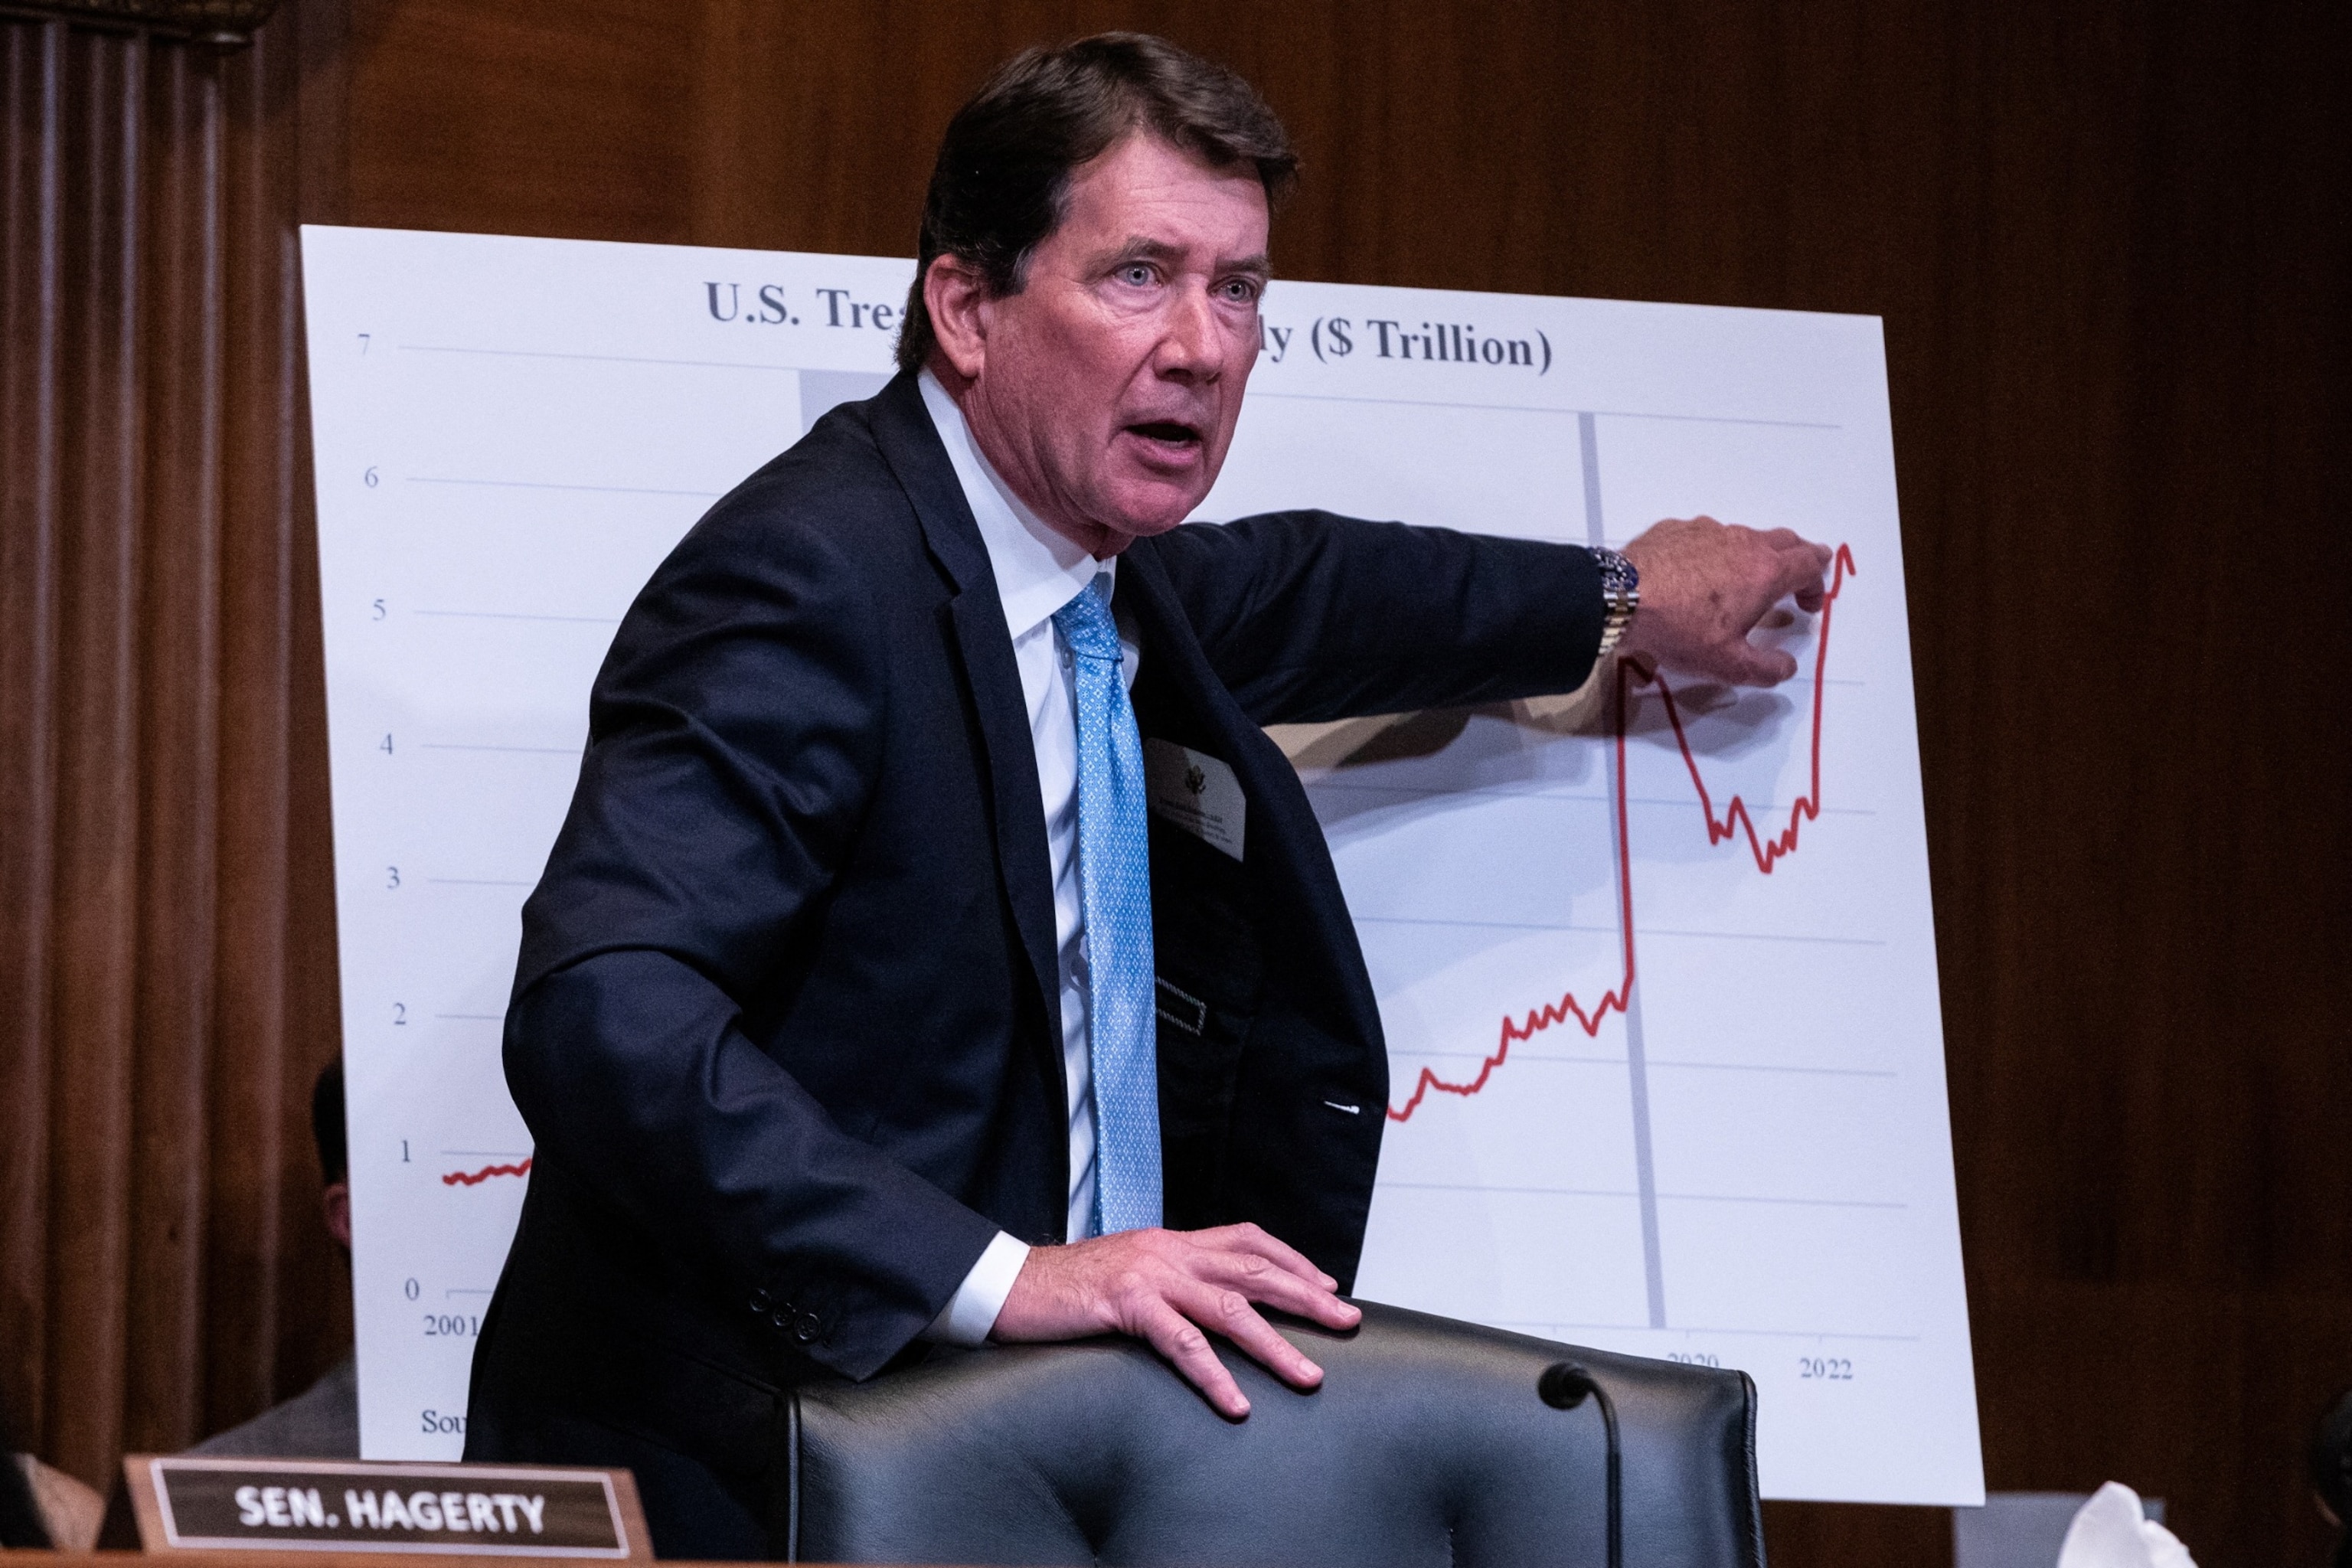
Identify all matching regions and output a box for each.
[924,255,993,381]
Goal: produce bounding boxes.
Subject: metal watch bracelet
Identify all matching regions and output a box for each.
[1591,547,1641,660]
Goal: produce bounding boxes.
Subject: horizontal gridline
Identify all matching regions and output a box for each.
[1489,1321,1922,1344]
[1380,1181,1906,1210]
[390,347,1844,430]
[1289,675,1870,699]
[1386,1050,1897,1079]
[414,609,624,625]
[1650,1058,1897,1079]
[1354,914,1887,946]
[1250,387,1843,430]
[1312,781,1879,817]
[401,342,808,373]
[405,475,724,498]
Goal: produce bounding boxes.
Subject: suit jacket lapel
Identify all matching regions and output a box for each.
[867,374,1063,1045]
[1118,540,1387,1047]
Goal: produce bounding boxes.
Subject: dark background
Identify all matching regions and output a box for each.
[4,2,2347,1561]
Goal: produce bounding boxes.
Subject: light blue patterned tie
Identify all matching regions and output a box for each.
[1051,575,1162,1236]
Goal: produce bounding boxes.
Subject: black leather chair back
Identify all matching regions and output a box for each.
[789,1301,1762,1566]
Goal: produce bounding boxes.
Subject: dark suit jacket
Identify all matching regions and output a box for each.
[465,371,1603,1538]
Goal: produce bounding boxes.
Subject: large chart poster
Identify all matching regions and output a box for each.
[302,225,1980,1504]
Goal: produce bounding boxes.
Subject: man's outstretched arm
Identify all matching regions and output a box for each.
[1149,509,1834,723]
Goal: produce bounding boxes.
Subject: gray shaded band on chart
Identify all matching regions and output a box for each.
[1580,410,1668,1331]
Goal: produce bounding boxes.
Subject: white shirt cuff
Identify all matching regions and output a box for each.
[923,1230,1031,1347]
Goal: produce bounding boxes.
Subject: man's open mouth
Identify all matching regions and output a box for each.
[1126,420,1203,448]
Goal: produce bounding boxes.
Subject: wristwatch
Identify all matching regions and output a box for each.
[1592,547,1641,660]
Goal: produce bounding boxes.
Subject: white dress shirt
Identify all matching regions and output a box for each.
[916,370,1142,1346]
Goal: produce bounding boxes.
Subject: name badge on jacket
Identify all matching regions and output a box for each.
[1143,740,1245,861]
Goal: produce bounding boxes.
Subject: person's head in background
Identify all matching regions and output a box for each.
[315,1057,350,1253]
[0,1398,50,1548]
[178,1057,360,1462]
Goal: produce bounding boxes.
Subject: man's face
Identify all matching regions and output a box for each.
[948,132,1270,556]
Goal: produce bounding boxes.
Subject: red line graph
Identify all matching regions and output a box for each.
[442,1156,533,1186]
[1387,544,1858,1123]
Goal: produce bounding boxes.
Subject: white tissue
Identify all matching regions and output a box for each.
[2056,1481,2197,1568]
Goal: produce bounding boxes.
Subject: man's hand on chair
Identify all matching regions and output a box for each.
[990,1224,1361,1419]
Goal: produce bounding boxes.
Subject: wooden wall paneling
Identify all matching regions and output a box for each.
[209,0,351,1431]
[0,0,351,1488]
[276,0,354,1414]
[127,31,225,1459]
[343,0,694,244]
[1930,10,2352,1563]
[47,21,147,1487]
[203,20,289,1445]
[0,11,65,1463]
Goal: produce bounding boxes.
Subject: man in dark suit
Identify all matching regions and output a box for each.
[466,32,1831,1558]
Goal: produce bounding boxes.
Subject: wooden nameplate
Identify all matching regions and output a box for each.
[122,1455,651,1558]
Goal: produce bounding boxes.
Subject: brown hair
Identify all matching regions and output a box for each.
[897,32,1298,374]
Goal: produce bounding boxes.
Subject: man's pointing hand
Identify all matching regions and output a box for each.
[989,1223,1362,1419]
[1619,516,1835,686]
